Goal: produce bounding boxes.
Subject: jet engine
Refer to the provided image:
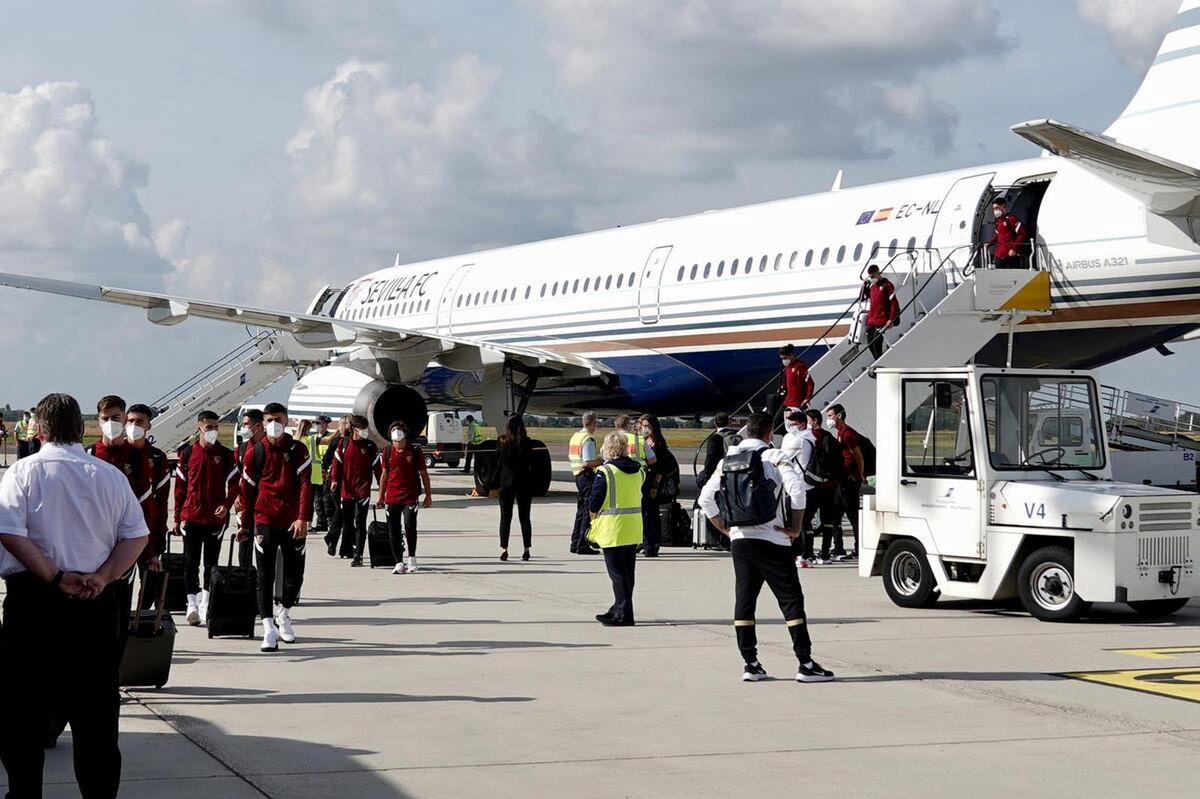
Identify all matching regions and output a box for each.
[287,365,428,442]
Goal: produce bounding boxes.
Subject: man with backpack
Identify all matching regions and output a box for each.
[862,264,900,361]
[328,415,382,568]
[825,403,869,561]
[697,412,834,684]
[799,409,842,566]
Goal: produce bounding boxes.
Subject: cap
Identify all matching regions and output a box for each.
[317,415,332,423]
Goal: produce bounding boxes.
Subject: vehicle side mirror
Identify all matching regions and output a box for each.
[935,382,954,409]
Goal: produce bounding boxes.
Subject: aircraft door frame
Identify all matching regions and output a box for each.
[637,245,674,324]
[931,173,995,274]
[436,264,474,335]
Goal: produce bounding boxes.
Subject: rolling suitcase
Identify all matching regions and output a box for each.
[660,501,690,547]
[207,536,258,639]
[367,507,395,568]
[119,575,176,689]
[692,506,721,550]
[161,532,188,613]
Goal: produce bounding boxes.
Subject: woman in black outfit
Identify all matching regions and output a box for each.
[638,413,679,556]
[492,414,535,561]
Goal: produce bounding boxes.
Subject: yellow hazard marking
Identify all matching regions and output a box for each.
[1107,646,1200,661]
[1065,666,1200,704]
[1000,271,1051,311]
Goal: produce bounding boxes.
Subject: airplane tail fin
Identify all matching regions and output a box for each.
[1106,1,1200,167]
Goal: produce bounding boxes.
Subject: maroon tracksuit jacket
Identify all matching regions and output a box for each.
[174,441,240,527]
[240,435,313,530]
[90,440,170,561]
[329,436,382,501]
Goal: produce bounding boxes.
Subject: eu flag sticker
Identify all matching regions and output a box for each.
[856,211,874,225]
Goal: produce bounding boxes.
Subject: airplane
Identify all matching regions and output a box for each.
[5,1,1200,445]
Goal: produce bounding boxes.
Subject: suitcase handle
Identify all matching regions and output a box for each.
[130,569,171,635]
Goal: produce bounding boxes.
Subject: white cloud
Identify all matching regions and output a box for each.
[1077,0,1180,71]
[531,0,1007,179]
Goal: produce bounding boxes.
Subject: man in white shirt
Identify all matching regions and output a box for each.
[0,393,148,799]
[698,412,834,684]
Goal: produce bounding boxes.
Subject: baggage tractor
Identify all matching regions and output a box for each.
[208,536,258,639]
[367,507,395,568]
[693,506,722,550]
[161,532,188,613]
[119,576,176,689]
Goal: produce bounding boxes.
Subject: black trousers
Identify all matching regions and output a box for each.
[570,472,594,551]
[255,524,305,618]
[182,522,223,594]
[801,485,837,559]
[1,574,122,799]
[603,545,637,623]
[641,497,661,555]
[498,487,532,550]
[462,442,478,472]
[835,479,861,554]
[866,324,887,360]
[312,483,328,528]
[387,504,418,561]
[16,441,30,460]
[344,499,372,558]
[995,255,1025,269]
[731,538,812,665]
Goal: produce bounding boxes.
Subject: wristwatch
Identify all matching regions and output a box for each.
[50,569,64,587]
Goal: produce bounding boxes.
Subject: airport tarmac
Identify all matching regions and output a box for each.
[1,460,1199,798]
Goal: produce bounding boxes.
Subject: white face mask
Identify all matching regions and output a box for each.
[391,430,405,442]
[781,358,792,366]
[265,421,285,439]
[100,420,123,440]
[124,423,146,442]
[357,428,370,440]
[869,276,879,284]
[825,418,838,431]
[202,429,219,445]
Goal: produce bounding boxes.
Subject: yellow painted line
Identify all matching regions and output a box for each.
[1065,666,1200,705]
[1108,646,1200,661]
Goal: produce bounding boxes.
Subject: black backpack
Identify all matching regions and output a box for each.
[716,448,779,527]
[858,435,877,478]
[804,431,845,487]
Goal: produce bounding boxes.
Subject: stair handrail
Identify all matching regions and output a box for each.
[151,332,276,411]
[806,242,984,406]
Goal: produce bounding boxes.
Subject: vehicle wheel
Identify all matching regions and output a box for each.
[472,440,500,495]
[423,454,435,468]
[1127,598,1191,617]
[881,539,938,608]
[1017,546,1090,622]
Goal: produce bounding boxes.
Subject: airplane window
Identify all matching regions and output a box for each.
[690,264,698,280]
[540,284,547,298]
[853,243,863,261]
[804,250,813,267]
[552,283,558,296]
[731,259,739,275]
[704,262,712,278]
[572,279,580,293]
[791,251,800,269]
[717,261,725,277]
[605,275,612,290]
[584,277,591,292]
[501,289,508,302]
[456,296,462,308]
[759,255,767,273]
[563,280,571,294]
[628,271,635,286]
[525,286,531,299]
[869,241,880,260]
[422,300,428,312]
[492,290,499,303]
[774,254,782,271]
[837,245,846,263]
[926,235,933,249]
[907,236,917,252]
[820,248,829,265]
[888,239,898,256]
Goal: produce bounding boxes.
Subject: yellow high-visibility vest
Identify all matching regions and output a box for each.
[310,434,326,485]
[625,432,647,465]
[588,463,645,549]
[568,430,597,476]
[15,420,32,442]
[467,421,484,445]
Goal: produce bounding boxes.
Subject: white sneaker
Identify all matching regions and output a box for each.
[392,563,407,575]
[406,556,418,573]
[276,608,296,644]
[185,594,200,626]
[261,620,279,652]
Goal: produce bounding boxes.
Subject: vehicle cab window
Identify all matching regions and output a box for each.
[981,375,1104,470]
[902,380,975,478]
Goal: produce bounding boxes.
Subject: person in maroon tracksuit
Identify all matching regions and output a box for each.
[89,397,170,610]
[328,414,382,568]
[173,410,239,626]
[376,421,433,574]
[860,265,901,361]
[990,197,1030,269]
[239,402,312,652]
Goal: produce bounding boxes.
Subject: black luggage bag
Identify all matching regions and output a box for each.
[119,576,176,689]
[367,508,395,568]
[208,536,258,639]
[161,532,188,613]
[659,501,692,547]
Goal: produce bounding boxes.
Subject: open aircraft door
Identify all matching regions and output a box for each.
[931,173,995,273]
[436,264,474,335]
[637,246,673,324]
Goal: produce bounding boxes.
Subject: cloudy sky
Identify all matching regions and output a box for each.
[0,0,1191,411]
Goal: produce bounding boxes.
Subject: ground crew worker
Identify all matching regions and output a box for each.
[15,411,33,460]
[990,197,1029,269]
[89,398,169,611]
[376,421,432,574]
[173,410,239,626]
[461,414,484,474]
[861,265,900,361]
[568,412,602,555]
[588,432,645,626]
[308,416,331,532]
[239,402,311,652]
[233,408,266,568]
[779,344,815,412]
[328,415,382,568]
[698,412,834,684]
[825,403,864,561]
[614,414,656,468]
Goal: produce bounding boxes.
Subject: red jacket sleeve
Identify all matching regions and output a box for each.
[240,444,259,528]
[887,284,901,324]
[329,441,342,489]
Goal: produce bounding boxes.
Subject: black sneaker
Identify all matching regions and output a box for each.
[796,660,835,683]
[350,558,363,568]
[742,662,769,682]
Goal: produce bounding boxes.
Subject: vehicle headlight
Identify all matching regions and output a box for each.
[1121,504,1133,519]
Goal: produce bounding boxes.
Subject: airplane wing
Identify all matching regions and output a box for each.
[1012,118,1200,216]
[0,271,611,377]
